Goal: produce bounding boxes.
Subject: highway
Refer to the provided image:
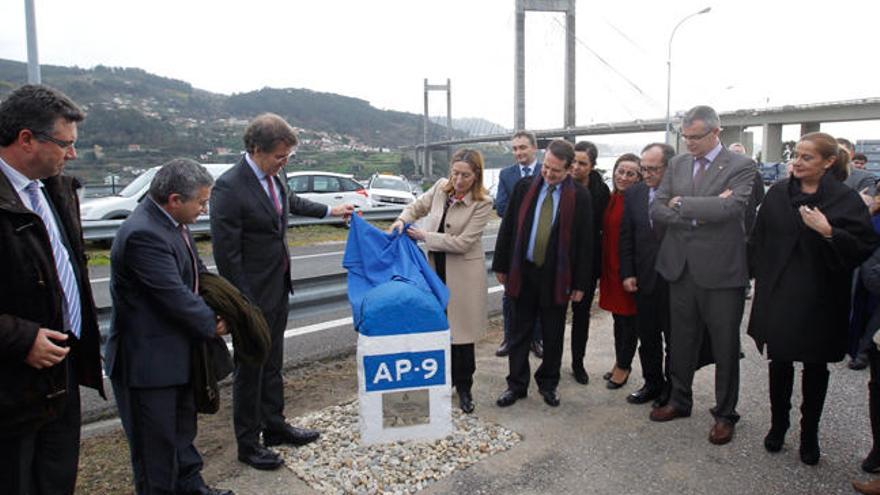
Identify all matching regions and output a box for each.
[81,228,504,424]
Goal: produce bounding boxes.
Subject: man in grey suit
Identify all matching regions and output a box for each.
[210,114,353,470]
[648,106,755,445]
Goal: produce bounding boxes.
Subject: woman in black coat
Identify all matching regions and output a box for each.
[748,132,878,465]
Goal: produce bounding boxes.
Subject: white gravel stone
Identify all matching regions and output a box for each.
[278,400,521,494]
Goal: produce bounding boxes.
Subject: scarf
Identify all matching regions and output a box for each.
[506,175,577,305]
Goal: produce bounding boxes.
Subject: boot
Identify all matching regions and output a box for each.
[799,364,829,466]
[863,379,880,472]
[764,361,794,452]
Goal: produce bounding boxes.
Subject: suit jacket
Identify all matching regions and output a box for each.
[492,176,592,306]
[845,167,877,193]
[619,182,663,294]
[398,178,493,344]
[494,162,539,218]
[651,146,755,289]
[106,199,216,388]
[0,173,105,435]
[210,157,327,310]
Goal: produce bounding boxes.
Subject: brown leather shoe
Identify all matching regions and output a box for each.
[649,404,690,422]
[709,420,735,445]
[853,479,880,495]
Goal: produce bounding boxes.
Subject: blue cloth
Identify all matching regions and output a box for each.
[343,214,449,333]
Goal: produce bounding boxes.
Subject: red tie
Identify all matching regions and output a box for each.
[179,224,199,293]
[266,175,283,215]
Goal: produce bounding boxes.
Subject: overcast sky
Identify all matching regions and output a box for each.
[3,0,880,147]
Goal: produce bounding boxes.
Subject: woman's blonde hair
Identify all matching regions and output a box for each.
[442,148,488,200]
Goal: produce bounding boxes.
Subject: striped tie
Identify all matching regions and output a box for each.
[25,182,81,338]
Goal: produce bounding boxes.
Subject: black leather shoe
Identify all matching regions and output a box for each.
[850,354,870,370]
[264,425,320,447]
[530,340,544,358]
[238,445,283,471]
[184,486,235,495]
[862,449,880,473]
[627,385,662,404]
[459,390,475,414]
[496,389,526,407]
[572,367,589,385]
[495,340,511,357]
[540,389,560,407]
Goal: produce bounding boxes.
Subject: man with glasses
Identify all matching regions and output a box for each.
[649,106,755,445]
[495,131,544,359]
[619,143,675,407]
[568,141,609,384]
[0,85,105,493]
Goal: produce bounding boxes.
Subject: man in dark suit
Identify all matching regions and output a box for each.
[494,130,543,358]
[619,142,675,406]
[106,159,232,495]
[649,106,756,445]
[210,113,353,470]
[493,139,592,408]
[0,85,105,495]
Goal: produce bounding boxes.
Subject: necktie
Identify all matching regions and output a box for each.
[265,175,282,215]
[532,184,556,267]
[179,224,199,293]
[523,166,531,178]
[693,157,709,188]
[24,182,81,338]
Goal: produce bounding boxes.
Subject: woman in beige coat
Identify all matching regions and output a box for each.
[389,149,494,414]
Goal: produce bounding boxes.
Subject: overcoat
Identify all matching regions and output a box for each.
[748,173,879,362]
[0,172,105,436]
[398,179,493,344]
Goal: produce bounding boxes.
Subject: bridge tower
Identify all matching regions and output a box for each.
[515,0,576,132]
[420,78,452,178]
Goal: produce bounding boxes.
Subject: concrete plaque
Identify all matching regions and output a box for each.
[382,389,430,428]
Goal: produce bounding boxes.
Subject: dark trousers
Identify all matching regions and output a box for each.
[113,380,205,495]
[767,361,829,439]
[502,294,542,343]
[234,296,288,453]
[452,344,476,393]
[668,268,744,422]
[569,279,597,371]
[0,357,80,495]
[507,263,567,393]
[868,347,880,452]
[612,314,638,370]
[634,280,671,389]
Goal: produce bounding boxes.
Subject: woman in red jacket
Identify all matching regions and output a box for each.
[600,153,642,389]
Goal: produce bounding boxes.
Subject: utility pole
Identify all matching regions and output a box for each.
[25,0,41,84]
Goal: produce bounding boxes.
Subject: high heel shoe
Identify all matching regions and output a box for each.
[606,367,630,390]
[459,391,475,414]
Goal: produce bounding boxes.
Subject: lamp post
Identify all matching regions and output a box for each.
[665,6,711,144]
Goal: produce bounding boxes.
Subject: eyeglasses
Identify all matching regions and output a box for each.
[640,165,666,174]
[33,131,76,150]
[681,129,713,142]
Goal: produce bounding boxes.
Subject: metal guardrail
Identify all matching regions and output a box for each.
[81,207,405,241]
[95,250,496,342]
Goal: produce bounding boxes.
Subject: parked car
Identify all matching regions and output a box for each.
[79,163,234,220]
[366,174,416,207]
[286,171,372,211]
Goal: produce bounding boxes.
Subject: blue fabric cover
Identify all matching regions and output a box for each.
[343,214,449,334]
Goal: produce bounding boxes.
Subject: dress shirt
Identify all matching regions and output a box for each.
[245,154,330,218]
[526,182,561,262]
[520,159,538,178]
[693,141,723,173]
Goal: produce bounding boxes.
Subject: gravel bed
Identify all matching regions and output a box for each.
[278,400,521,494]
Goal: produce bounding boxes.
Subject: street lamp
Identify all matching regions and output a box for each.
[665,6,711,144]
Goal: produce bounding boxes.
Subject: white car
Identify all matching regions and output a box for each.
[286,171,372,212]
[80,163,234,220]
[367,174,416,207]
